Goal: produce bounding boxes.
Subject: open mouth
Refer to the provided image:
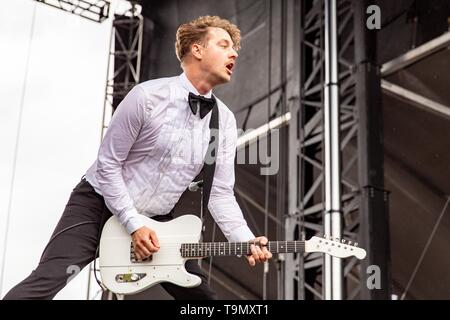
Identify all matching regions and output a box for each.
[226,62,234,74]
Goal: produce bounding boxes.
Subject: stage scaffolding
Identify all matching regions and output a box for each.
[284,0,390,299]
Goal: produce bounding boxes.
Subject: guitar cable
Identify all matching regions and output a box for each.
[38,220,108,293]
[93,205,110,292]
[93,243,107,291]
[41,221,97,258]
[41,218,108,293]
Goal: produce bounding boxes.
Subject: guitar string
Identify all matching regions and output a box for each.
[127,243,308,256]
[127,242,307,249]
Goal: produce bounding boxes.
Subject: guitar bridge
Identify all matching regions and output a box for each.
[115,273,146,283]
[130,242,153,263]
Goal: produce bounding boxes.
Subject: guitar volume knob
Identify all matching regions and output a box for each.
[131,274,139,281]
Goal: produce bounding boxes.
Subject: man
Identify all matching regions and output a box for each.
[3,15,272,300]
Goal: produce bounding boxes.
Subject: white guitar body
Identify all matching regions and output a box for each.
[99,214,202,295]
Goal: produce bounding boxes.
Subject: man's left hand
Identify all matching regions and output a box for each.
[245,236,272,267]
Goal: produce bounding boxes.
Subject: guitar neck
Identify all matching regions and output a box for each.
[181,241,305,258]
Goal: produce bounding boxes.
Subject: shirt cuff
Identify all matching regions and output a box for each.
[124,211,145,235]
[227,224,255,243]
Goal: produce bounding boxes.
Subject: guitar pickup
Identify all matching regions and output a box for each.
[115,273,146,283]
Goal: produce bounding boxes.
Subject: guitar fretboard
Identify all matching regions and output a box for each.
[180,241,305,258]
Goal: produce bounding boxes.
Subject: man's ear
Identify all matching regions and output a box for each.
[191,43,203,60]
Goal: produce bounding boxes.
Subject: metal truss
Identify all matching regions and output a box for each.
[101,7,143,138]
[381,31,450,120]
[286,0,389,299]
[35,0,110,23]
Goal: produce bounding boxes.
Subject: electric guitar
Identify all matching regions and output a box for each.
[99,214,366,295]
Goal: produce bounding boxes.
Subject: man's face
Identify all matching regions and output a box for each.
[199,27,238,85]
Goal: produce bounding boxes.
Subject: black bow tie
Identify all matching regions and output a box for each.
[188,92,216,119]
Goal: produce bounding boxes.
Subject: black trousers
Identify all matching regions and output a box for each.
[3,178,217,300]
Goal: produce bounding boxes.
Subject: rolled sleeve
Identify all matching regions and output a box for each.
[207,113,255,242]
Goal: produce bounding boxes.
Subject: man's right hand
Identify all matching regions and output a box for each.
[131,226,160,261]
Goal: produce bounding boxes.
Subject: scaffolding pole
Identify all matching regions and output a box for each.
[323,0,343,300]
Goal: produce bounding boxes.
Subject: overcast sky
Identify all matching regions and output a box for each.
[0,0,127,299]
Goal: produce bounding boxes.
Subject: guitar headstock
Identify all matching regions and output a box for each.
[305,236,366,260]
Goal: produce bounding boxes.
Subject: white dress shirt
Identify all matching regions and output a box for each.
[85,72,255,242]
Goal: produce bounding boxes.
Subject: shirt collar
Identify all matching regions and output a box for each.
[178,72,212,99]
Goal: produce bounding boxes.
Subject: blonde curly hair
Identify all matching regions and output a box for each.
[175,15,241,63]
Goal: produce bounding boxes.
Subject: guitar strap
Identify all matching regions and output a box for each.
[202,96,219,216]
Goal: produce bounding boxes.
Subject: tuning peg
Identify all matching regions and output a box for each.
[347,241,352,246]
[323,234,328,239]
[341,239,346,244]
[354,242,358,247]
[335,238,340,242]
